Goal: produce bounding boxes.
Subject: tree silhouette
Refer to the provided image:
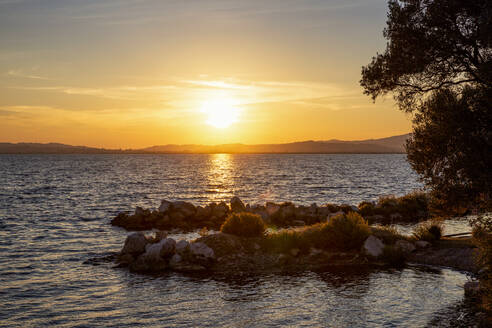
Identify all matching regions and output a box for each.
[361,0,492,211]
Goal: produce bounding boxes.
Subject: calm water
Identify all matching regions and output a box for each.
[0,154,473,327]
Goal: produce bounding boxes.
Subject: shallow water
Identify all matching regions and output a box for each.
[0,154,473,327]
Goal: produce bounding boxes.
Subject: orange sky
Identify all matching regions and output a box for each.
[0,0,411,148]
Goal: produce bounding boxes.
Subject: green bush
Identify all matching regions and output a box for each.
[412,219,443,242]
[220,212,266,237]
[322,212,371,250]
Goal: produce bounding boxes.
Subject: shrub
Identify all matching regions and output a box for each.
[358,201,376,217]
[412,219,443,242]
[220,212,266,237]
[322,212,371,250]
[265,229,310,254]
[381,245,406,267]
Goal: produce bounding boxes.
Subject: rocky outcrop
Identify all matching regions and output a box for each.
[111,197,359,232]
[117,232,216,273]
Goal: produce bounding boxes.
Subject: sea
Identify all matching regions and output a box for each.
[0,154,474,327]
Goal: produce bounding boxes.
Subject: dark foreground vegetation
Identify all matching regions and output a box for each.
[361,0,492,323]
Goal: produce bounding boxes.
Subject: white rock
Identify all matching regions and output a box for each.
[189,242,215,260]
[121,232,148,255]
[415,240,431,249]
[144,241,164,263]
[160,238,176,258]
[363,235,385,257]
[175,240,190,256]
[395,240,416,253]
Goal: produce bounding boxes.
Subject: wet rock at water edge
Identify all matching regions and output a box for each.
[230,196,246,213]
[121,232,149,256]
[363,235,385,257]
[395,240,416,254]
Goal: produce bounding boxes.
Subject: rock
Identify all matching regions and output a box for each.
[117,253,134,267]
[160,238,176,258]
[290,248,300,257]
[464,281,481,298]
[195,233,244,258]
[172,201,196,218]
[158,200,172,213]
[175,240,190,256]
[190,242,215,266]
[144,241,164,263]
[212,202,229,219]
[266,202,280,216]
[169,254,182,267]
[230,196,246,213]
[395,240,416,253]
[121,232,149,256]
[363,235,385,257]
[350,205,359,212]
[134,206,145,216]
[130,246,167,272]
[415,240,431,249]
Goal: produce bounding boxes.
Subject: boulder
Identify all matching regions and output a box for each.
[395,240,416,253]
[189,242,216,265]
[154,230,168,242]
[176,240,190,256]
[144,241,165,263]
[172,201,196,218]
[158,200,172,213]
[169,253,182,268]
[290,248,300,257]
[230,196,246,213]
[266,202,280,216]
[350,205,359,212]
[134,206,145,216]
[212,202,229,219]
[121,232,149,256]
[195,232,244,258]
[160,238,176,258]
[415,240,431,249]
[363,235,385,257]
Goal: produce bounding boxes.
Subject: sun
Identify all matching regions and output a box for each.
[201,97,240,128]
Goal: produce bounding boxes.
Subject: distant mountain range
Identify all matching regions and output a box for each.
[0,134,409,154]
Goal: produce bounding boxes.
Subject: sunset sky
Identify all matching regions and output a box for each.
[0,0,412,148]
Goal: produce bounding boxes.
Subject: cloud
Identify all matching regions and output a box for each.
[6,69,49,80]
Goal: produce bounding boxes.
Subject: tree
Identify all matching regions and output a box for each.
[361,0,492,211]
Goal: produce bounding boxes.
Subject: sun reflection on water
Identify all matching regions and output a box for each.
[206,154,235,203]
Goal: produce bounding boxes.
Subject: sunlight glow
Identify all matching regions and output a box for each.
[201,97,240,128]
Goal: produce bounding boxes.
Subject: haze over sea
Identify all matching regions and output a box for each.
[0,154,472,327]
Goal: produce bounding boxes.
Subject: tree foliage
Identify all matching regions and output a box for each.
[361,0,492,211]
[361,0,492,112]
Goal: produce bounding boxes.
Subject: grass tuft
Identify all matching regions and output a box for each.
[220,212,266,237]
